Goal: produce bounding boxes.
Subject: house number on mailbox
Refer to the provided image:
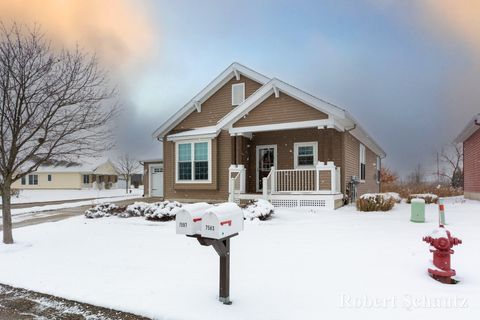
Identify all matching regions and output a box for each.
[179,222,187,228]
[206,225,215,231]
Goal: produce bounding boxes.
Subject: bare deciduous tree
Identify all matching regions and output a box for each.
[0,23,116,244]
[439,144,463,188]
[407,163,424,185]
[115,154,140,194]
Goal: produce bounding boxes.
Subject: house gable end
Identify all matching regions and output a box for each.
[232,91,328,128]
[173,75,262,132]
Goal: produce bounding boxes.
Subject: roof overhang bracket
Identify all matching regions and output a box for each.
[194,101,201,113]
[273,85,280,98]
[233,69,240,81]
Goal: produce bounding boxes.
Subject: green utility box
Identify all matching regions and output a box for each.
[410,198,425,223]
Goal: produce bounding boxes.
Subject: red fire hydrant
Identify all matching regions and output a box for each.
[423,226,462,284]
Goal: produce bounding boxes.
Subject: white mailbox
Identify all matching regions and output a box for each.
[176,202,212,235]
[201,203,244,239]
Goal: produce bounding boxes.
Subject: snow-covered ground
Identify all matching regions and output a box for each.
[0,188,144,222]
[0,197,479,320]
[2,188,144,204]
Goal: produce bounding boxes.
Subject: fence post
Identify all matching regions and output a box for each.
[262,177,268,199]
[270,167,276,193]
[228,177,234,202]
[330,167,336,195]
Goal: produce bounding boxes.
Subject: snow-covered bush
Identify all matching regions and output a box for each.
[384,192,402,203]
[243,199,275,220]
[144,201,182,221]
[356,193,395,212]
[124,202,150,217]
[85,203,124,218]
[406,193,438,204]
[121,201,183,220]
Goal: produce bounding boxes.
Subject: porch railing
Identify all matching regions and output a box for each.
[228,165,245,202]
[264,161,341,199]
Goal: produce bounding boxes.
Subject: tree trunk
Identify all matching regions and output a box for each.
[125,175,129,194]
[2,181,14,244]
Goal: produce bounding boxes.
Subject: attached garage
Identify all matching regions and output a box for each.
[142,159,164,198]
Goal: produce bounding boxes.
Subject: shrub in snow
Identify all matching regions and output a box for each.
[385,192,402,203]
[84,203,124,218]
[144,201,182,221]
[124,202,150,217]
[121,201,182,220]
[356,193,395,212]
[242,199,275,220]
[406,193,438,204]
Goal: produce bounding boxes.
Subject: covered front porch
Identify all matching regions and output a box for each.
[227,119,345,209]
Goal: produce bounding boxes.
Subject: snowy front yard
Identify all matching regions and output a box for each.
[0,198,479,320]
[2,188,144,204]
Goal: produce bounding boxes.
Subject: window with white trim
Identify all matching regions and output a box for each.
[359,144,366,181]
[376,156,381,183]
[83,175,90,184]
[48,174,52,182]
[177,140,211,182]
[231,83,245,106]
[294,142,318,168]
[21,176,26,185]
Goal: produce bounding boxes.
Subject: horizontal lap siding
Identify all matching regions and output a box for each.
[174,76,262,131]
[244,129,343,193]
[464,129,480,196]
[233,92,328,127]
[343,132,380,195]
[164,130,231,201]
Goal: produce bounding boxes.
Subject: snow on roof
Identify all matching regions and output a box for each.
[166,126,219,141]
[454,113,480,143]
[34,157,113,173]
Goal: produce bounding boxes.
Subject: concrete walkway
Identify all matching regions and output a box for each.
[0,197,162,231]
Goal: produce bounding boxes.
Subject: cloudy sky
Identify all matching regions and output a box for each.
[1,0,479,177]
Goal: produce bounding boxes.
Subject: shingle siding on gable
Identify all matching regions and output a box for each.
[173,75,262,131]
[233,92,328,127]
[464,128,480,199]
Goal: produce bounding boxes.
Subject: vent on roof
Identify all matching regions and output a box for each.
[232,83,245,106]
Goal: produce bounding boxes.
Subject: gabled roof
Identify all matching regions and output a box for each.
[217,78,349,129]
[152,62,270,139]
[153,62,386,158]
[33,157,116,173]
[454,113,480,143]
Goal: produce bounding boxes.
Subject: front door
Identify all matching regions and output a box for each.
[150,166,164,197]
[256,145,277,192]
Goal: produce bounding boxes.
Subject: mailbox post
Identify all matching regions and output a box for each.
[176,202,243,305]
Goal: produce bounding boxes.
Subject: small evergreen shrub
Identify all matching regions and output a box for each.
[356,194,395,212]
[242,199,275,220]
[85,203,125,218]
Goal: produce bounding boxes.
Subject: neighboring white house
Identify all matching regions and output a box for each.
[12,158,121,190]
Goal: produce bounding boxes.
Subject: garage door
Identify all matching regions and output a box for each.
[150,166,163,197]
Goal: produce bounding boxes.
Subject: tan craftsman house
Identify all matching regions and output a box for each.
[12,158,120,190]
[153,63,386,209]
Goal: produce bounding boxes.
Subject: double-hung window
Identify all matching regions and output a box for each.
[294,142,318,168]
[28,174,38,185]
[83,175,90,184]
[359,144,366,181]
[177,140,211,182]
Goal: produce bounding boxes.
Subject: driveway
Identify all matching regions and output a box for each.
[0,197,162,231]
